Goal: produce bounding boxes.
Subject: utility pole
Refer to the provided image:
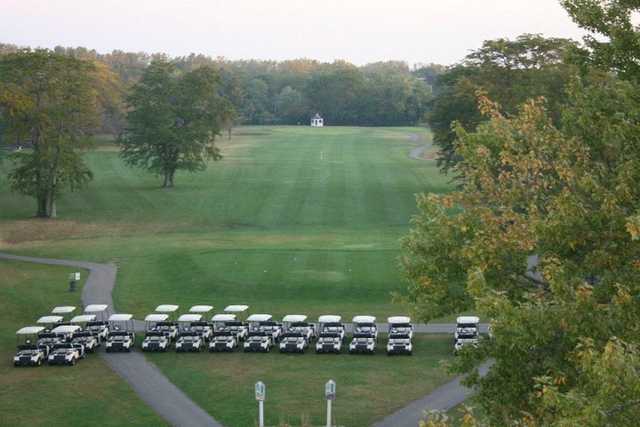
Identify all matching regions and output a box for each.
[325,379,336,427]
[255,381,266,427]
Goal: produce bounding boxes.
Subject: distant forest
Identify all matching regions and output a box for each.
[0,43,444,131]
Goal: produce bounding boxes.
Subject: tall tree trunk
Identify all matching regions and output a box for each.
[163,172,171,188]
[47,191,57,219]
[36,195,48,218]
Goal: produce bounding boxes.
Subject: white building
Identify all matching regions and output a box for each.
[310,113,324,127]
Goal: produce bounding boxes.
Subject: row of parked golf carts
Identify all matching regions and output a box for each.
[138,305,415,355]
[13,303,417,366]
[14,304,112,367]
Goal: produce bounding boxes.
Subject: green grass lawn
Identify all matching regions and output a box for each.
[0,126,457,425]
[0,260,165,427]
[148,335,453,427]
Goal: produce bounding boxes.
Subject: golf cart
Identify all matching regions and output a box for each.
[106,314,135,352]
[212,313,248,341]
[386,333,413,355]
[282,315,315,341]
[69,316,100,352]
[352,315,378,340]
[14,326,47,367]
[247,314,282,342]
[52,325,86,357]
[279,332,308,353]
[209,331,238,352]
[175,331,204,352]
[84,304,110,342]
[318,315,345,341]
[142,314,171,352]
[454,316,480,353]
[224,304,249,319]
[243,331,272,353]
[47,342,81,366]
[388,316,413,339]
[180,313,213,341]
[315,333,343,354]
[349,333,376,354]
[36,315,64,332]
[36,332,61,356]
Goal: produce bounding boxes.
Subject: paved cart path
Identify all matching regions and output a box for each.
[0,252,222,427]
[372,360,493,427]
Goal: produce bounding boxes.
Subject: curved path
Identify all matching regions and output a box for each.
[0,252,222,427]
[408,133,433,160]
[1,252,491,427]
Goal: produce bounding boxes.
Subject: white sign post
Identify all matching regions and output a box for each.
[325,379,336,427]
[255,381,266,427]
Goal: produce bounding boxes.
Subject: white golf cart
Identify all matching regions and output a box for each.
[14,326,47,367]
[318,315,345,341]
[209,330,238,352]
[349,333,376,354]
[282,315,315,341]
[388,316,413,339]
[212,313,247,341]
[142,314,171,352]
[175,331,204,352]
[315,333,342,354]
[84,304,110,342]
[51,325,86,358]
[69,316,100,352]
[454,316,480,353]
[47,342,82,366]
[279,332,308,353]
[386,333,413,355]
[185,309,214,341]
[352,315,378,340]
[243,331,272,353]
[247,314,282,342]
[106,314,135,352]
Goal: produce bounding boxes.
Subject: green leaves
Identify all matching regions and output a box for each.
[120,60,232,187]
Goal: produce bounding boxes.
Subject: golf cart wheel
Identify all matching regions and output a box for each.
[37,359,43,366]
[69,359,76,366]
[408,351,413,356]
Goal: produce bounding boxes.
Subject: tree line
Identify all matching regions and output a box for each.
[404,2,640,426]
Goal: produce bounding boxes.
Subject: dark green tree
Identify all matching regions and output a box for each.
[0,49,98,218]
[120,60,232,187]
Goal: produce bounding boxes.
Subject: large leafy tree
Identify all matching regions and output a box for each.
[0,49,98,218]
[427,34,578,173]
[120,60,233,187]
[404,78,640,424]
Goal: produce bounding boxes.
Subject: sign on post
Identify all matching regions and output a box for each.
[255,381,266,401]
[255,381,266,427]
[325,379,336,400]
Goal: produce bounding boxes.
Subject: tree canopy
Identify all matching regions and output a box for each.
[0,49,98,217]
[120,60,232,187]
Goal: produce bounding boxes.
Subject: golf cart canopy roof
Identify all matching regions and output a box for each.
[16,326,45,335]
[282,314,307,323]
[51,306,77,314]
[388,316,411,324]
[155,304,179,313]
[353,315,376,324]
[318,315,342,323]
[224,305,249,313]
[212,314,236,322]
[37,315,64,324]
[51,325,81,334]
[70,314,96,323]
[84,304,108,313]
[145,314,169,322]
[109,313,133,322]
[457,316,480,324]
[178,314,202,322]
[247,314,272,322]
[189,305,213,313]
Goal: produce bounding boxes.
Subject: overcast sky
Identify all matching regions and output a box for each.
[1,0,587,65]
